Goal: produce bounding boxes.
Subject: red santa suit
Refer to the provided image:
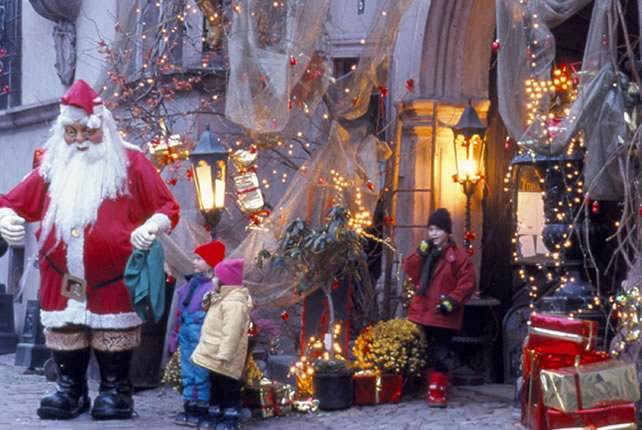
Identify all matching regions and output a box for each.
[0,149,179,329]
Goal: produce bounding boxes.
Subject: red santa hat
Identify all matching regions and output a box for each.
[215,259,244,286]
[194,240,226,268]
[59,79,104,129]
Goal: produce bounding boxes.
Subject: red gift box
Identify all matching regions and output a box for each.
[353,373,402,405]
[526,313,598,355]
[546,403,637,429]
[521,348,611,430]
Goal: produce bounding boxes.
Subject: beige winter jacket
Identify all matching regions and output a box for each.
[190,285,253,380]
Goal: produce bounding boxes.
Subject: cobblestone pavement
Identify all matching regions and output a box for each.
[0,353,524,429]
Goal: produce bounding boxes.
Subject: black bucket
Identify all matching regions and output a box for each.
[313,371,353,410]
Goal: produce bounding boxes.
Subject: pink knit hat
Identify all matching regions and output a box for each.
[215,259,244,286]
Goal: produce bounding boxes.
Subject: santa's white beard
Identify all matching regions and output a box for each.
[40,133,128,245]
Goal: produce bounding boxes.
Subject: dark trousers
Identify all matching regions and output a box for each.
[422,325,457,374]
[210,371,242,410]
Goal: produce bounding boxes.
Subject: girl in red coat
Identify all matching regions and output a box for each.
[402,208,475,407]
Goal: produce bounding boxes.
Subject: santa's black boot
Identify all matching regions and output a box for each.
[91,349,135,420]
[37,348,91,419]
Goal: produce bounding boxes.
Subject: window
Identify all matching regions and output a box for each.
[0,0,21,109]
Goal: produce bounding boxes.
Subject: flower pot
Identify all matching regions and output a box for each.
[313,370,353,410]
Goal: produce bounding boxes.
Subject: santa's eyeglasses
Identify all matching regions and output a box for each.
[64,126,101,140]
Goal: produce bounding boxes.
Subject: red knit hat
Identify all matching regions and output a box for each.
[215,259,244,286]
[194,240,226,268]
[59,79,104,128]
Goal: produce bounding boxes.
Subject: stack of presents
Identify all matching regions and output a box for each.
[241,372,404,418]
[522,312,641,430]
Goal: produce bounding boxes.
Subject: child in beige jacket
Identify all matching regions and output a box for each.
[191,259,252,430]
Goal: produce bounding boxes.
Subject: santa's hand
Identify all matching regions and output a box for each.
[0,215,26,244]
[130,221,159,250]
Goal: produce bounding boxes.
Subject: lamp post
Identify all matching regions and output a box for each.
[189,126,228,239]
[451,101,486,254]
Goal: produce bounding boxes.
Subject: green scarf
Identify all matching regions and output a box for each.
[417,245,442,295]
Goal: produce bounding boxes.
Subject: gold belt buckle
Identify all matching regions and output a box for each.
[61,273,87,302]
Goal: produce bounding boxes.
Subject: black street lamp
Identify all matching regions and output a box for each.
[189,126,228,239]
[451,101,486,253]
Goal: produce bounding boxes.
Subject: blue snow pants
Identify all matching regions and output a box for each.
[179,310,210,403]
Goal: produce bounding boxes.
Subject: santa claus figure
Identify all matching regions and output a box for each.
[0,79,180,420]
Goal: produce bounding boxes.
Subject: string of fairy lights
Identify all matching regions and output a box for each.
[504,56,638,356]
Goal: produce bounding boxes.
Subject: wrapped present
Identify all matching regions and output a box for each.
[546,403,637,429]
[353,373,403,405]
[242,379,294,418]
[521,348,611,430]
[540,359,640,412]
[526,313,598,355]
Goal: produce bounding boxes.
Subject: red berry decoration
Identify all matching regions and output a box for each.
[406,78,414,91]
[467,247,474,256]
[289,55,297,66]
[592,201,599,214]
[504,136,511,150]
[280,311,289,321]
[492,40,500,52]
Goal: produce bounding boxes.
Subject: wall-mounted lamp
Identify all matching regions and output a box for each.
[451,101,486,253]
[189,126,228,239]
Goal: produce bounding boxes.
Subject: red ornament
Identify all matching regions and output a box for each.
[406,78,414,91]
[289,55,297,66]
[166,275,175,283]
[167,178,177,186]
[288,100,293,110]
[504,136,511,150]
[0,49,7,57]
[464,230,476,241]
[492,40,500,52]
[366,181,374,191]
[2,85,9,93]
[280,311,289,321]
[377,86,388,97]
[467,247,474,256]
[452,173,459,183]
[592,201,599,214]
[204,224,211,232]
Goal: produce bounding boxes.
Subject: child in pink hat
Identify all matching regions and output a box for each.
[191,259,252,429]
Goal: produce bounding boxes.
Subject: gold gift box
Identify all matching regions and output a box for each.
[540,360,640,412]
[242,380,294,418]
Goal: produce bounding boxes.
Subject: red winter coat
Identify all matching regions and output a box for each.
[402,242,475,331]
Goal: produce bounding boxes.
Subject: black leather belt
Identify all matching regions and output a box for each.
[42,252,123,290]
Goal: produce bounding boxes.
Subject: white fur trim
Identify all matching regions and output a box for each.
[41,307,143,329]
[147,213,171,234]
[66,234,85,278]
[60,105,89,125]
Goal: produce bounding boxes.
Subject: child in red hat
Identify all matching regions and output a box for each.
[169,241,226,427]
[191,259,252,430]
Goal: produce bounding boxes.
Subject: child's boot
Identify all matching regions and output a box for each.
[215,407,240,430]
[175,401,196,426]
[188,402,209,427]
[198,405,222,429]
[427,372,448,408]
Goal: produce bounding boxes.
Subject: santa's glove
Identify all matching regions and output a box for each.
[436,296,459,314]
[0,214,26,244]
[130,221,159,250]
[417,240,431,257]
